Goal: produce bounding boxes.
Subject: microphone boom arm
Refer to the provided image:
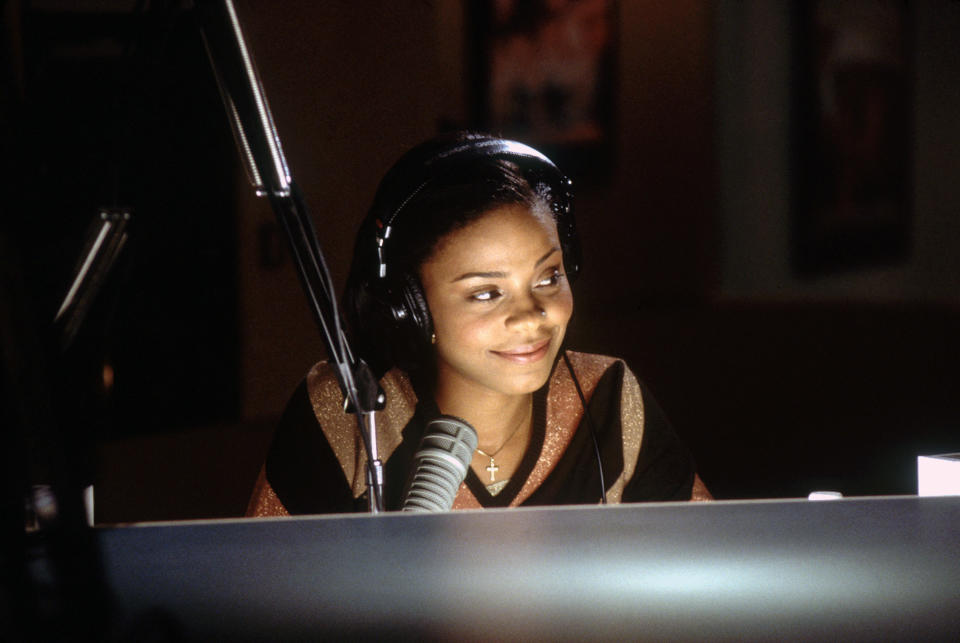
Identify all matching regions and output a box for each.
[195,0,385,512]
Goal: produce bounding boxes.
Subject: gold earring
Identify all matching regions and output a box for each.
[430,332,437,345]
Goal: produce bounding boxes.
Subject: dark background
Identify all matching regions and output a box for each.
[2,0,958,522]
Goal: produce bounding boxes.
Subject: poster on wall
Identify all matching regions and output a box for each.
[793,0,912,276]
[471,0,616,177]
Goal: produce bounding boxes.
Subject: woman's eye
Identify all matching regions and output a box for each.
[470,288,502,302]
[536,268,563,288]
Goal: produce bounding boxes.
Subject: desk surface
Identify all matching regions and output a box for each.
[98,495,960,641]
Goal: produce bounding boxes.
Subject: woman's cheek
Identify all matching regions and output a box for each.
[455,316,491,350]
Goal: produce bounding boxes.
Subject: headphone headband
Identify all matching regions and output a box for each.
[372,135,577,281]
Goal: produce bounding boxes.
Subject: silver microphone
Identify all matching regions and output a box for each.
[401,415,478,512]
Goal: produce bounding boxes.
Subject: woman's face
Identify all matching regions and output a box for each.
[419,203,574,399]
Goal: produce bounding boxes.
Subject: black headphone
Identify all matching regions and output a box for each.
[346,132,580,376]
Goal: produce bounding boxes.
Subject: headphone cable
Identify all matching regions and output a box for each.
[562,351,607,504]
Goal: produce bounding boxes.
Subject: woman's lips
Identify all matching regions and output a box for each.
[491,338,551,364]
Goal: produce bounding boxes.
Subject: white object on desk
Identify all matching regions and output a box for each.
[808,491,844,500]
[917,453,960,496]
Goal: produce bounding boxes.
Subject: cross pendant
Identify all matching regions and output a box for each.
[486,456,500,482]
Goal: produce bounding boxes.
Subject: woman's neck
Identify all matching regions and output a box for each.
[433,384,533,453]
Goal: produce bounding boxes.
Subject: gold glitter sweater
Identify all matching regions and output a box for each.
[247,351,710,516]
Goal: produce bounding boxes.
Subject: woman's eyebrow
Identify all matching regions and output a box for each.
[452,270,506,282]
[534,247,561,267]
[451,247,560,282]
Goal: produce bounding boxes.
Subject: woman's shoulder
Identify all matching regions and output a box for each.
[559,350,636,387]
[304,361,417,407]
[302,361,419,441]
[546,351,644,423]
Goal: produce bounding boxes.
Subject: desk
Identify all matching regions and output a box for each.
[98,495,960,640]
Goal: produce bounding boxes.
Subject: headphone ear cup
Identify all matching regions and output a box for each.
[396,272,433,344]
[351,274,432,377]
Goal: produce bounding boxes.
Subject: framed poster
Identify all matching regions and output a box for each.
[470,0,616,177]
[793,0,912,276]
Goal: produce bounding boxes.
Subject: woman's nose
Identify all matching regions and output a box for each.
[506,295,547,329]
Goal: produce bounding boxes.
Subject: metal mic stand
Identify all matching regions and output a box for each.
[195,0,386,512]
[53,208,131,352]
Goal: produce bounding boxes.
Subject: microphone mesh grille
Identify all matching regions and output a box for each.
[402,416,478,512]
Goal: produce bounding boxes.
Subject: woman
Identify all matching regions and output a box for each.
[247,132,710,515]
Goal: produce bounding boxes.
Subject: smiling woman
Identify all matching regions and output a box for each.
[247,132,711,514]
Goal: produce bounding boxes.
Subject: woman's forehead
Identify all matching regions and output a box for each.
[424,204,560,275]
[437,204,556,250]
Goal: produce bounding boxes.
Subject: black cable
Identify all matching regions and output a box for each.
[562,351,607,504]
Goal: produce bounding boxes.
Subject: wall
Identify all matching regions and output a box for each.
[716,0,960,302]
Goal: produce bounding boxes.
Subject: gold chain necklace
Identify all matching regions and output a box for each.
[475,406,530,483]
